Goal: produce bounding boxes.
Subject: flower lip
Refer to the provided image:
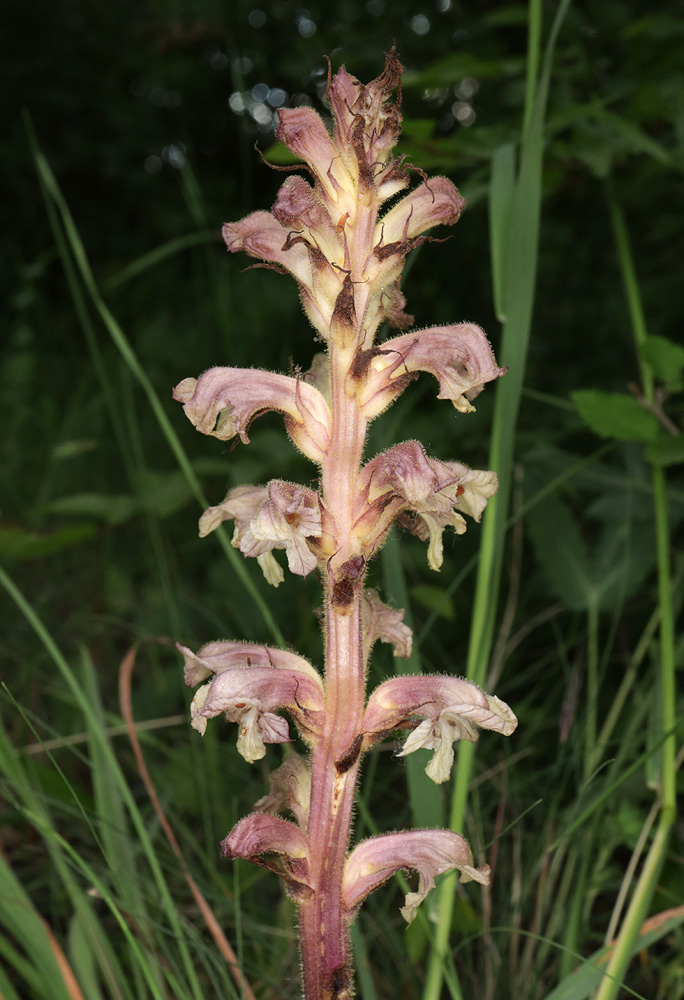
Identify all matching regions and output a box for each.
[355,323,507,419]
[173,366,332,463]
[342,829,489,923]
[362,674,517,782]
[221,812,313,900]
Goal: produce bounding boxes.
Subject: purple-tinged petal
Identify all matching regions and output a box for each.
[327,63,362,150]
[176,638,320,687]
[361,589,412,660]
[221,813,312,900]
[250,480,322,577]
[363,674,517,783]
[198,666,324,758]
[222,211,312,287]
[276,107,352,209]
[376,177,465,247]
[253,750,311,829]
[198,484,267,541]
[177,639,325,757]
[271,176,343,267]
[198,480,322,581]
[173,367,331,463]
[343,829,489,923]
[355,324,507,419]
[351,441,460,558]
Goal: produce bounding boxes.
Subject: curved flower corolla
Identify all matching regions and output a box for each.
[342,829,489,924]
[177,640,325,759]
[351,440,497,568]
[223,187,344,339]
[353,323,507,419]
[363,674,517,783]
[361,588,412,662]
[199,480,322,584]
[253,749,311,829]
[401,461,499,571]
[173,367,331,463]
[220,813,312,900]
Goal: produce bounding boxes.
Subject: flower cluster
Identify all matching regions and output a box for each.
[175,48,516,1000]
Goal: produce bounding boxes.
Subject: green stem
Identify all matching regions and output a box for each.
[604,182,653,401]
[522,0,543,135]
[592,189,677,1000]
[422,3,571,997]
[584,602,599,784]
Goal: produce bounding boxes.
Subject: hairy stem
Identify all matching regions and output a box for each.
[299,327,369,997]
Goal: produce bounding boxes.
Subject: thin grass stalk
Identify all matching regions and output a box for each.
[25,117,284,647]
[0,564,209,1000]
[591,189,677,1000]
[422,2,571,996]
[583,602,600,784]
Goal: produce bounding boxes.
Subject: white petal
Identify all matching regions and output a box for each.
[190,683,210,735]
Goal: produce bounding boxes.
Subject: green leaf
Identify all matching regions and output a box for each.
[541,904,684,1000]
[640,335,684,389]
[0,523,97,560]
[571,390,660,444]
[43,492,136,526]
[525,492,593,611]
[410,584,454,621]
[645,434,684,466]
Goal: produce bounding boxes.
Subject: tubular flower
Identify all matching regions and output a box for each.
[177,640,325,758]
[353,323,507,418]
[361,588,413,661]
[342,829,489,924]
[220,813,313,900]
[253,749,312,829]
[363,674,517,783]
[199,480,322,583]
[173,367,331,463]
[351,440,497,567]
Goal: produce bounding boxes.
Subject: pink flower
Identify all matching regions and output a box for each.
[177,640,325,760]
[363,675,517,783]
[343,829,489,923]
[221,813,312,900]
[173,367,331,463]
[253,750,311,829]
[199,480,322,584]
[351,440,498,568]
[361,588,413,660]
[353,323,507,419]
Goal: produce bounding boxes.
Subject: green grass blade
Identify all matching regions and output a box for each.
[24,115,284,648]
[422,2,572,998]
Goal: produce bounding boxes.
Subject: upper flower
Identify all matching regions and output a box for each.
[222,49,469,347]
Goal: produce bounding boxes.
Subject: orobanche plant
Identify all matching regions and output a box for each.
[174,49,517,1000]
